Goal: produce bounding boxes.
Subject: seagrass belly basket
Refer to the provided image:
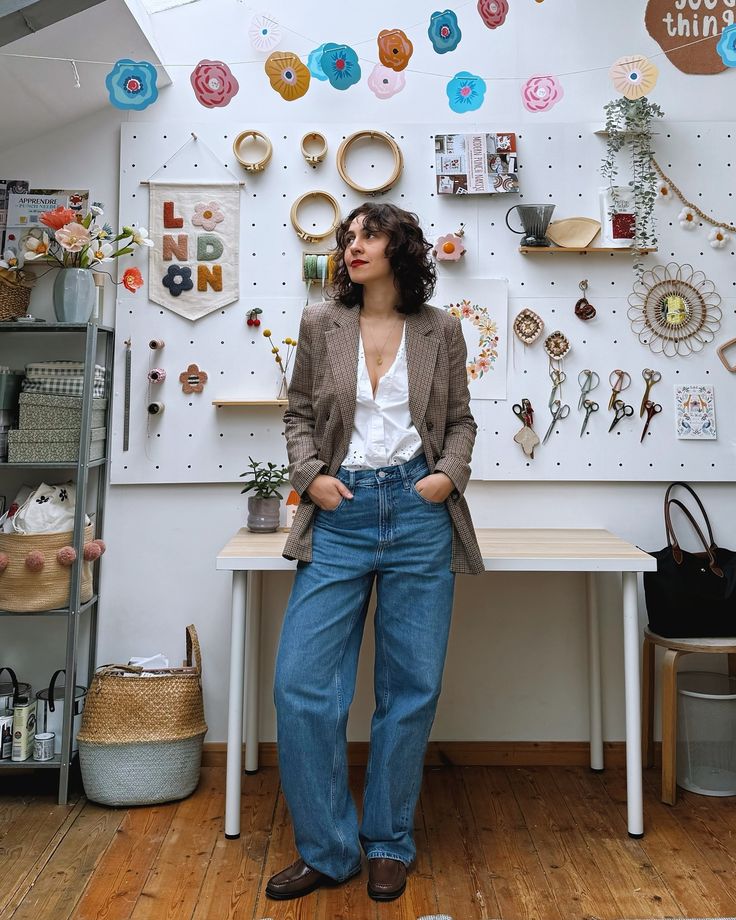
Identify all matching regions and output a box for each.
[77,624,207,806]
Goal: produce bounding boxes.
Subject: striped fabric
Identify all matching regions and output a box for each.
[282,300,484,576]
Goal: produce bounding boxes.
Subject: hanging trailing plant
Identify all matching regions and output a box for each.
[600,96,664,277]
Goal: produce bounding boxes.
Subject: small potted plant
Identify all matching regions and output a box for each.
[240,456,289,533]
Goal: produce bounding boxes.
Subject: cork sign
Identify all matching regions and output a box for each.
[645,0,735,74]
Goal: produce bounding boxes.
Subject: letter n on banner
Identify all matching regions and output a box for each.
[148,182,240,320]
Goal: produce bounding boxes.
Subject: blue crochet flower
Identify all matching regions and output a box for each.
[320,42,361,90]
[307,44,329,81]
[428,10,462,54]
[446,71,486,113]
[105,59,159,110]
[717,24,736,67]
[162,265,193,297]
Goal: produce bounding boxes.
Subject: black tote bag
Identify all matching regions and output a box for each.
[644,482,736,638]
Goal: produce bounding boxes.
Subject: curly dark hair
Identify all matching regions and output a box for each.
[331,202,436,315]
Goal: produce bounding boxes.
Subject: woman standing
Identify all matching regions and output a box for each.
[266,202,483,903]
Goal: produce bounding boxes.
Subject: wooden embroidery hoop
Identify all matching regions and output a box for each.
[716,336,736,372]
[290,191,342,243]
[336,130,404,195]
[300,132,328,166]
[232,130,273,172]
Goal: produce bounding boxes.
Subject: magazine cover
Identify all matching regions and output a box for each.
[5,189,89,236]
[434,133,519,195]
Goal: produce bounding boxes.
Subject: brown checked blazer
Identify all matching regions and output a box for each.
[282,300,484,575]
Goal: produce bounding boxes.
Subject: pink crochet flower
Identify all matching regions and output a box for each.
[477,0,509,29]
[521,75,564,113]
[192,202,224,232]
[433,233,466,261]
[367,63,406,99]
[190,60,239,108]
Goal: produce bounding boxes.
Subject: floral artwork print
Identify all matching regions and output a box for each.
[367,63,406,99]
[521,75,564,113]
[377,28,414,71]
[105,59,159,110]
[163,265,193,297]
[445,300,499,381]
[477,0,509,29]
[321,43,361,90]
[609,54,658,99]
[190,60,239,108]
[192,201,224,231]
[249,13,281,52]
[428,9,462,54]
[264,51,311,101]
[446,72,486,112]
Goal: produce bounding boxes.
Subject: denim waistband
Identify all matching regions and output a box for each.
[337,454,428,489]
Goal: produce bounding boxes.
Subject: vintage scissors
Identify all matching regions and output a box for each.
[548,367,566,410]
[579,399,599,437]
[640,400,662,441]
[608,369,632,410]
[640,368,662,417]
[577,369,600,410]
[608,398,634,432]
[512,398,534,428]
[542,399,570,445]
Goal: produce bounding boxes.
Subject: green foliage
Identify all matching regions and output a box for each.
[601,96,665,278]
[239,456,289,500]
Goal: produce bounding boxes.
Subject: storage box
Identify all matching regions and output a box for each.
[18,393,107,430]
[7,427,106,463]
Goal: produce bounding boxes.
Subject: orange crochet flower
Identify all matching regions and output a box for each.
[377,29,413,71]
[264,51,311,101]
[40,206,77,231]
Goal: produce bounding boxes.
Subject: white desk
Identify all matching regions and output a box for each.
[217,527,656,839]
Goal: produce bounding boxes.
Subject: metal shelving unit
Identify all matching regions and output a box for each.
[0,321,114,804]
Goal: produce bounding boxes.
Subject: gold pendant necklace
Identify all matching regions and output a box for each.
[362,314,401,365]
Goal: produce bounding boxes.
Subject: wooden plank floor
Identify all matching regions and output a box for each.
[3,764,736,919]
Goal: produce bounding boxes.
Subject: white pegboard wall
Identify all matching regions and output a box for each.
[113,121,736,484]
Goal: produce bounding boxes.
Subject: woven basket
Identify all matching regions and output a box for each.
[0,276,32,321]
[0,524,94,612]
[78,624,207,806]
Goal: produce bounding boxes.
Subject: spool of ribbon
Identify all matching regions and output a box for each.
[148,368,166,383]
[302,252,335,284]
[147,402,165,415]
[148,339,165,350]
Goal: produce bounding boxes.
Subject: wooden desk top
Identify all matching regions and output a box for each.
[216,528,656,573]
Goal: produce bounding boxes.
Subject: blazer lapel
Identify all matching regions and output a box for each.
[406,307,439,426]
[325,304,360,441]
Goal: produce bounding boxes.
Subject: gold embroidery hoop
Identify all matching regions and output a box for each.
[300,132,328,166]
[290,191,342,244]
[232,130,273,172]
[336,130,403,196]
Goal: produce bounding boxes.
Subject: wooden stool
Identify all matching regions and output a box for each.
[642,627,736,804]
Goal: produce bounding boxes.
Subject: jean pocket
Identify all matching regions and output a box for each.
[410,482,446,507]
[320,496,345,513]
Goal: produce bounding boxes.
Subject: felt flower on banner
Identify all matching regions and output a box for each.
[39,206,77,231]
[307,44,329,81]
[609,54,658,100]
[105,59,159,110]
[367,63,406,99]
[709,228,730,249]
[377,28,413,71]
[190,60,239,108]
[428,10,462,54]
[264,51,311,101]
[321,43,361,90]
[477,0,509,29]
[122,267,144,292]
[521,75,564,113]
[249,12,281,52]
[678,207,697,229]
[657,180,671,198]
[446,71,486,113]
[163,265,193,297]
[717,24,736,67]
[192,201,225,231]
[22,231,51,261]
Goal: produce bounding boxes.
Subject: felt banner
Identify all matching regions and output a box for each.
[148,181,240,320]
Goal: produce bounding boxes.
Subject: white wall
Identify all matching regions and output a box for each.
[2,0,735,745]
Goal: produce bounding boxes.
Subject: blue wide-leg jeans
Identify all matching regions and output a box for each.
[273,454,455,881]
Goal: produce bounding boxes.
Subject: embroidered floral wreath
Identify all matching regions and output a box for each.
[443,299,499,381]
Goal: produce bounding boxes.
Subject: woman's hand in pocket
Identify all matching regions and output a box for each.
[414,472,454,503]
[306,474,353,511]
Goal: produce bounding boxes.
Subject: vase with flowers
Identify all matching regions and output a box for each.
[261,328,298,400]
[23,203,153,322]
[0,245,35,321]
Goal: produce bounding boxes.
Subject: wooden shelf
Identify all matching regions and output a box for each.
[212,399,287,407]
[519,246,657,255]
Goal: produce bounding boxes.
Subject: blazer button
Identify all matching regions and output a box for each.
[451,490,460,500]
[426,421,434,430]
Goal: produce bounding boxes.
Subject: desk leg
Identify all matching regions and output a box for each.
[622,570,644,838]
[244,570,262,774]
[225,571,247,839]
[586,572,604,771]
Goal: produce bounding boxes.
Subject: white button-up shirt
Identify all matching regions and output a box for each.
[342,324,423,470]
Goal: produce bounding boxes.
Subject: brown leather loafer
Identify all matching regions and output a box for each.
[367,857,409,901]
[265,857,360,900]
